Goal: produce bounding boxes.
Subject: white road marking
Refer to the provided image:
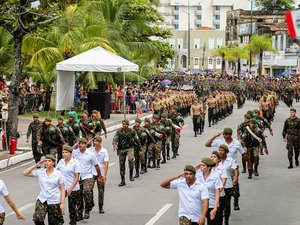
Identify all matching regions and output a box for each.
[109,162,116,167]
[145,203,173,225]
[5,202,35,217]
[0,161,33,174]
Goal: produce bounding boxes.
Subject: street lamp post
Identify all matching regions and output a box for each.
[249,0,253,75]
[187,0,191,73]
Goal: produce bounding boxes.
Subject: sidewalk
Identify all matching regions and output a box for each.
[0,112,152,169]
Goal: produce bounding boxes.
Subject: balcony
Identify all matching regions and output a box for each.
[213,10,220,15]
[173,10,179,15]
[195,10,202,15]
[213,19,220,25]
[172,19,179,24]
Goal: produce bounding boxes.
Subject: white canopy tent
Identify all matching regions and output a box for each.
[56,46,139,116]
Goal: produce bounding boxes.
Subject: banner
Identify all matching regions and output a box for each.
[285,10,300,38]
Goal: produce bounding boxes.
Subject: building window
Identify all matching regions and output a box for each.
[175,24,179,29]
[197,5,202,10]
[197,15,202,19]
[178,38,183,49]
[216,57,221,66]
[208,38,215,50]
[175,15,179,20]
[217,38,223,47]
[169,38,175,48]
[194,57,199,66]
[215,15,220,20]
[194,38,200,49]
[215,24,220,30]
[174,5,179,10]
[231,5,234,10]
[196,24,202,28]
[208,57,213,65]
[215,6,220,10]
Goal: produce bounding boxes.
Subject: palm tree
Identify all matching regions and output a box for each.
[0,28,13,78]
[230,46,248,78]
[247,34,276,76]
[213,46,232,77]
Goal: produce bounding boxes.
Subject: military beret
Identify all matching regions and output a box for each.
[45,117,52,122]
[92,110,98,114]
[135,118,142,123]
[250,119,257,125]
[253,109,260,113]
[201,157,216,167]
[78,137,88,143]
[153,114,159,119]
[247,110,254,116]
[69,114,75,118]
[144,118,151,123]
[244,114,251,119]
[212,150,221,159]
[219,144,229,153]
[94,135,102,142]
[223,128,233,135]
[184,165,196,174]
[83,110,89,115]
[122,119,130,125]
[45,154,56,161]
[290,108,296,112]
[63,145,73,153]
[58,116,64,120]
[172,105,178,110]
[161,113,167,118]
[33,113,39,118]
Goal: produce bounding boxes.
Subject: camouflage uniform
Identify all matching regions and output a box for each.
[57,123,77,147]
[151,118,165,168]
[179,216,197,225]
[65,119,80,138]
[160,115,173,163]
[0,213,4,225]
[91,118,107,137]
[33,199,64,225]
[282,115,300,168]
[143,119,156,170]
[27,120,42,163]
[168,108,184,158]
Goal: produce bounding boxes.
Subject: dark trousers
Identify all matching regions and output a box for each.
[192,115,201,133]
[68,190,81,221]
[206,208,218,225]
[78,178,95,214]
[32,141,41,163]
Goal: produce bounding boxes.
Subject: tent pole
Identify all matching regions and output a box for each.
[137,74,140,118]
[123,72,126,119]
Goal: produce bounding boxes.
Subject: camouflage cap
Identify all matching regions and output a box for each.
[153,114,159,119]
[63,145,73,153]
[33,113,39,118]
[212,150,221,159]
[250,119,257,125]
[58,116,64,121]
[253,109,260,113]
[161,113,167,118]
[94,135,102,142]
[219,144,229,153]
[144,118,151,123]
[45,117,52,122]
[247,110,254,116]
[122,119,130,125]
[244,114,251,119]
[135,118,142,123]
[78,137,88,143]
[290,108,296,112]
[45,154,56,161]
[201,157,216,167]
[184,165,196,174]
[83,110,89,115]
[92,110,98,114]
[171,105,178,111]
[223,128,233,135]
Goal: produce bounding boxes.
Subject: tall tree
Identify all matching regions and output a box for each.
[255,0,294,11]
[0,27,13,78]
[230,46,248,78]
[213,46,232,77]
[0,1,61,139]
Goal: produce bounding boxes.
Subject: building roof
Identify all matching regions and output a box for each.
[195,26,215,30]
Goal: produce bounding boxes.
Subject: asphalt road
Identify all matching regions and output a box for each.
[1,100,300,225]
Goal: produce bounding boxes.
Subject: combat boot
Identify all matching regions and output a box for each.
[234,197,240,210]
[161,156,166,164]
[151,160,156,168]
[140,165,146,174]
[295,158,299,166]
[129,170,135,181]
[118,176,126,186]
[157,160,160,168]
[34,221,46,225]
[134,169,139,178]
[99,206,105,214]
[176,148,180,156]
[147,159,151,168]
[248,173,252,179]
[171,151,176,159]
[194,131,197,137]
[288,160,293,169]
[166,146,170,160]
[69,219,77,225]
[260,147,264,155]
[254,165,259,176]
[224,216,229,225]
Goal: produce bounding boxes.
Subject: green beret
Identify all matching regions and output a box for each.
[223,128,233,135]
[172,105,178,111]
[161,113,167,118]
[33,113,39,118]
[201,157,216,167]
[247,110,254,116]
[184,165,196,174]
[78,137,88,143]
[92,110,98,114]
[135,118,142,123]
[290,108,296,112]
[144,118,151,123]
[250,119,257,125]
[253,109,260,113]
[212,150,221,159]
[63,145,73,153]
[69,114,75,118]
[45,117,52,122]
[122,119,129,125]
[219,144,229,153]
[58,116,64,121]
[45,154,56,161]
[244,114,251,119]
[94,135,102,142]
[83,110,89,115]
[153,114,159,119]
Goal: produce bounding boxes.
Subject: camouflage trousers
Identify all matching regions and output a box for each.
[134,145,147,169]
[93,176,105,207]
[147,143,154,161]
[79,178,95,214]
[140,145,147,165]
[154,140,162,160]
[286,139,300,161]
[67,190,81,221]
[179,216,198,225]
[33,199,64,225]
[245,147,259,173]
[162,136,171,157]
[171,133,180,150]
[119,148,134,176]
[42,146,60,158]
[0,212,5,225]
[32,141,41,164]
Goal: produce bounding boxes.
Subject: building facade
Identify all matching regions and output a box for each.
[166,28,225,72]
[158,0,249,30]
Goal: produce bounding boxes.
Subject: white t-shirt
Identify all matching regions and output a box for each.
[170,178,209,222]
[57,158,81,191]
[0,180,9,213]
[88,147,109,176]
[219,157,238,189]
[212,165,228,197]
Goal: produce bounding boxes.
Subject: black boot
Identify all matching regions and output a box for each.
[254,165,259,176]
[157,160,160,168]
[134,169,139,178]
[260,147,264,155]
[161,156,166,164]
[129,170,135,181]
[147,159,151,168]
[172,151,176,159]
[242,158,246,173]
[140,165,146,174]
[176,148,179,156]
[99,206,105,214]
[151,160,156,168]
[167,146,170,160]
[34,221,45,225]
[248,172,252,179]
[70,219,77,225]
[224,216,229,225]
[84,210,90,219]
[118,176,126,186]
[194,131,197,137]
[288,160,293,169]
[296,158,299,166]
[234,197,240,210]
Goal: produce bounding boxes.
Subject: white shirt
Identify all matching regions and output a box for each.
[88,147,109,176]
[196,171,223,209]
[32,169,65,204]
[72,148,99,180]
[211,136,244,165]
[170,178,209,222]
[0,180,9,213]
[57,158,81,191]
[212,165,228,197]
[218,157,237,189]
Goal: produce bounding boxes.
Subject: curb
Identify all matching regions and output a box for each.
[0,114,153,169]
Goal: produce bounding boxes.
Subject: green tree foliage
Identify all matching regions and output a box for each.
[255,0,294,11]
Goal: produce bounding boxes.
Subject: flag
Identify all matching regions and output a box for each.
[285,10,300,38]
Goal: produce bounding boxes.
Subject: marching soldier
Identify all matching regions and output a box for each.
[91,110,107,138]
[112,120,141,186]
[160,113,173,163]
[206,94,218,127]
[151,114,165,169]
[66,114,80,138]
[79,110,91,139]
[143,118,155,171]
[282,108,300,169]
[37,118,65,160]
[190,99,203,137]
[237,114,251,173]
[26,114,42,163]
[57,116,77,147]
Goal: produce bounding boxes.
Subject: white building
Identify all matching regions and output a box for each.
[158,0,250,30]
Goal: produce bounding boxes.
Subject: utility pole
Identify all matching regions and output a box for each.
[187,0,191,73]
[249,0,253,76]
[202,42,206,69]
